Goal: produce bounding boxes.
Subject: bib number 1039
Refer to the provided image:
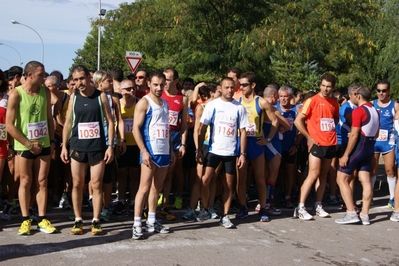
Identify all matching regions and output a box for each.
[78,122,100,139]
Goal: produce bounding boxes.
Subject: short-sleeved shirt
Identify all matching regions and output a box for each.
[200,97,249,156]
[301,94,339,146]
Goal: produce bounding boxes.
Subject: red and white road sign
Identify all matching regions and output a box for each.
[125,51,142,72]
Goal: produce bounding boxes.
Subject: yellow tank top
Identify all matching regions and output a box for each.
[120,100,136,145]
[239,96,264,137]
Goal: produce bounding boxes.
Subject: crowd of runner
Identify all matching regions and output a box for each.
[1,61,399,240]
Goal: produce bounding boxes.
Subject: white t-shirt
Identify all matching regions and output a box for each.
[200,97,249,156]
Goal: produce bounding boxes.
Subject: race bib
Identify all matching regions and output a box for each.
[246,123,257,137]
[27,121,48,140]
[376,129,388,141]
[287,117,294,131]
[168,110,179,126]
[0,123,6,141]
[155,122,169,139]
[124,119,133,133]
[320,118,335,132]
[78,122,100,139]
[217,121,235,138]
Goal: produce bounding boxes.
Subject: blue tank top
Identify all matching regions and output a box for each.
[336,101,356,145]
[276,104,297,151]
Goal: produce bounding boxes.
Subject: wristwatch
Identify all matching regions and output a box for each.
[266,137,271,142]
[240,152,247,156]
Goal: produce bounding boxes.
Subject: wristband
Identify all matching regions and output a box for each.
[120,138,126,143]
[240,152,247,156]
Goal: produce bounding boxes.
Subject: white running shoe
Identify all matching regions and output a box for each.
[294,206,314,220]
[315,205,330,218]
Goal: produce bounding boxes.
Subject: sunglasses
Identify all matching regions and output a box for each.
[122,86,135,91]
[376,89,387,93]
[240,83,250,88]
[136,76,145,80]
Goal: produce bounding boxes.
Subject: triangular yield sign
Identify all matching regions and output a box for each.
[125,57,142,72]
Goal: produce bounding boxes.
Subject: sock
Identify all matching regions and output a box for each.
[370,176,377,190]
[75,217,83,222]
[314,201,322,208]
[22,216,30,222]
[38,216,46,222]
[92,218,100,223]
[387,176,396,199]
[347,211,357,216]
[88,195,93,200]
[298,203,305,209]
[359,213,368,219]
[148,212,156,224]
[133,216,141,227]
[266,181,275,203]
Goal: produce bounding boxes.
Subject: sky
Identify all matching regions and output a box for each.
[0,0,128,78]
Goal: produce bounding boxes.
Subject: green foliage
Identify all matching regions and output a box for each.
[72,0,399,97]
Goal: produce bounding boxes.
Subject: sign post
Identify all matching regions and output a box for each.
[125,51,142,73]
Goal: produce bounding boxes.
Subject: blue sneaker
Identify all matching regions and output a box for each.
[388,198,395,210]
[182,208,196,221]
[259,208,270,222]
[208,206,219,219]
[235,205,248,219]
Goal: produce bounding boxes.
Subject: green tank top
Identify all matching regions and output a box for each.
[14,85,50,150]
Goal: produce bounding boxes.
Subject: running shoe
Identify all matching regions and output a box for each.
[145,220,170,234]
[388,198,395,210]
[172,196,183,210]
[182,208,196,221]
[132,225,144,240]
[360,214,370,225]
[70,220,83,235]
[390,212,399,222]
[158,208,176,221]
[293,206,314,220]
[265,204,282,216]
[157,193,163,207]
[113,201,126,215]
[208,206,219,219]
[91,221,103,235]
[314,205,330,218]
[1,203,12,221]
[335,214,360,224]
[18,219,32,235]
[259,208,270,222]
[255,203,261,213]
[235,205,248,219]
[196,209,209,222]
[59,192,71,209]
[142,208,148,219]
[326,197,342,206]
[10,199,20,214]
[220,215,235,229]
[37,219,57,234]
[284,199,295,209]
[100,208,111,222]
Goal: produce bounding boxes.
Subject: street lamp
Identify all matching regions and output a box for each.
[0,43,22,66]
[11,20,44,64]
[97,0,107,70]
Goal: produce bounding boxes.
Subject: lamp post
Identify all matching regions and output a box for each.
[97,1,107,70]
[0,43,22,66]
[11,20,44,64]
